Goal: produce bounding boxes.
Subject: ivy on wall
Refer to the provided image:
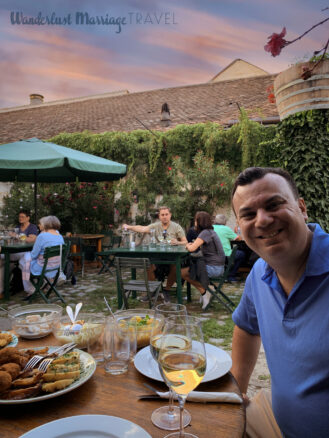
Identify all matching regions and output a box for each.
[274,109,329,232]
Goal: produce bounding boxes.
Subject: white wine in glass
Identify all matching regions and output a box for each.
[158,316,206,438]
[149,304,191,431]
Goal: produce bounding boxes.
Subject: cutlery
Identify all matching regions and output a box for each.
[23,342,76,371]
[141,383,242,403]
[38,342,77,372]
[103,296,115,318]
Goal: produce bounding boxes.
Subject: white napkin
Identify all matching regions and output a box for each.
[155,390,242,404]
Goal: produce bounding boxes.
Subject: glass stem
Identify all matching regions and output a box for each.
[177,394,187,437]
[168,389,175,415]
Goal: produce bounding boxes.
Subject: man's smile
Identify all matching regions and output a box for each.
[257,229,283,239]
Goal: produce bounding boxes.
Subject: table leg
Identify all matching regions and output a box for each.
[131,268,136,299]
[117,273,123,309]
[4,253,10,300]
[175,257,182,304]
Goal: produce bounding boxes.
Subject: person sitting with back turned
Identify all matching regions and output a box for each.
[21,216,64,299]
[182,211,225,310]
[123,206,187,303]
[230,167,329,438]
[213,213,246,282]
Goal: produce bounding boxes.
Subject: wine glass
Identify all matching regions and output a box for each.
[158,315,206,438]
[149,304,191,430]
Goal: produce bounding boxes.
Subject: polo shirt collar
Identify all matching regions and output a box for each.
[262,223,329,287]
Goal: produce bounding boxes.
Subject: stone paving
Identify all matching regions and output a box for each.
[0,264,270,397]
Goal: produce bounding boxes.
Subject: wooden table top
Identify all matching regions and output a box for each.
[73,234,104,239]
[0,335,245,438]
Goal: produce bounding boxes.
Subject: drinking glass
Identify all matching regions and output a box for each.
[103,317,130,375]
[158,316,206,438]
[149,304,191,430]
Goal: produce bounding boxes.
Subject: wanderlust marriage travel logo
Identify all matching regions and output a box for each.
[10,11,178,34]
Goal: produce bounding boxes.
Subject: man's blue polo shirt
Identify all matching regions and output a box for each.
[233,224,329,438]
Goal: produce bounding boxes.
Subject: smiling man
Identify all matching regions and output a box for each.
[230,167,329,438]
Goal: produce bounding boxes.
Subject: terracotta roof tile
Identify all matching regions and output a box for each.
[0,74,278,143]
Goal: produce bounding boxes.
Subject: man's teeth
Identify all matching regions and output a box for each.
[260,230,280,239]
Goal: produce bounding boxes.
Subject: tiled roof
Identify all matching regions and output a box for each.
[0,74,278,144]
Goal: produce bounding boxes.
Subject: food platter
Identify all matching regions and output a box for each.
[134,343,232,383]
[20,415,152,438]
[0,347,96,404]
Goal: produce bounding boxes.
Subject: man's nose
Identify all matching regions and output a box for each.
[255,209,273,227]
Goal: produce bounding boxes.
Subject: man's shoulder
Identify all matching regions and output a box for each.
[169,221,184,230]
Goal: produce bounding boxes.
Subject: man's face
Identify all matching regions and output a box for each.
[232,174,309,265]
[159,209,171,225]
[18,213,29,225]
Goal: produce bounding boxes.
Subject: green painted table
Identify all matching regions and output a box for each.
[106,245,189,307]
[0,242,33,299]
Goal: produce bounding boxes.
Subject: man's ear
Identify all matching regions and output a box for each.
[298,198,308,221]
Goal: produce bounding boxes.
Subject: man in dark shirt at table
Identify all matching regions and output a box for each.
[123,206,187,303]
[230,167,329,438]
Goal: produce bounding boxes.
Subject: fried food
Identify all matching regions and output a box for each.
[0,371,12,392]
[48,363,80,373]
[0,333,13,348]
[1,383,42,400]
[42,379,74,393]
[24,347,49,358]
[0,347,81,400]
[0,363,21,380]
[12,370,43,388]
[51,351,80,365]
[0,347,29,367]
[42,370,80,382]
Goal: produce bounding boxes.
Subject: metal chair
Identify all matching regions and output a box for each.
[28,243,70,305]
[96,235,122,275]
[206,245,238,313]
[115,257,162,309]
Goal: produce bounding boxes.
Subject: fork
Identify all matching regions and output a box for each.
[23,342,76,371]
[38,343,77,372]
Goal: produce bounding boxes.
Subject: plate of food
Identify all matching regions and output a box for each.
[134,343,232,383]
[0,346,96,404]
[0,332,18,349]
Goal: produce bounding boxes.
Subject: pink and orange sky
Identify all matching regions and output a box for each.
[0,0,328,108]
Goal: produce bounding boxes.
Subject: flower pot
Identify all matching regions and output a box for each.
[274,59,329,120]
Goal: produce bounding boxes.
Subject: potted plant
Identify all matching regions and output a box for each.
[264,9,329,119]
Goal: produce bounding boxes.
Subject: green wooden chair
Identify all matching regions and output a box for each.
[96,235,122,275]
[27,243,70,305]
[205,245,238,313]
[115,257,162,309]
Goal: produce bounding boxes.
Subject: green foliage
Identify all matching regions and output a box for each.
[202,317,235,349]
[2,116,278,231]
[2,182,114,233]
[162,151,234,229]
[275,109,329,231]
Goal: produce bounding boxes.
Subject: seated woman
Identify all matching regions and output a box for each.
[181,211,225,310]
[21,216,64,298]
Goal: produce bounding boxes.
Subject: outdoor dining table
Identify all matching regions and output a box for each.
[106,245,190,307]
[72,234,105,253]
[0,241,33,300]
[0,334,246,437]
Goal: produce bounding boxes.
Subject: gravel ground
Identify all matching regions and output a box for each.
[0,262,270,397]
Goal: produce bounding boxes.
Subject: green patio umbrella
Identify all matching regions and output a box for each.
[0,137,127,220]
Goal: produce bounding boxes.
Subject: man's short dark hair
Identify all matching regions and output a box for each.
[158,206,171,213]
[19,209,31,217]
[231,167,299,200]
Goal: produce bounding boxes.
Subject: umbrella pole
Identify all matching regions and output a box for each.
[34,170,37,224]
